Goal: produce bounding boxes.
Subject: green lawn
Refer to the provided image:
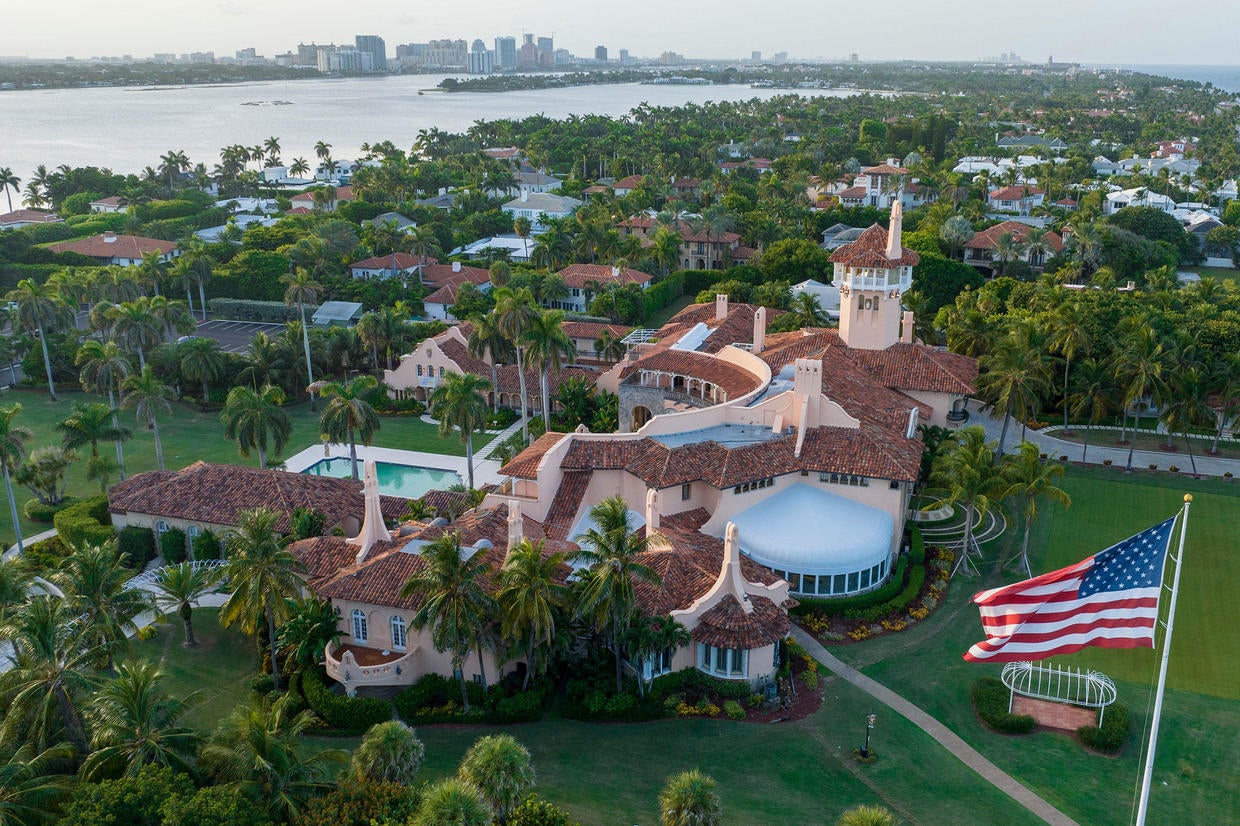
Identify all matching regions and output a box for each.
[643,295,695,329]
[1181,265,1239,285]
[0,387,493,549]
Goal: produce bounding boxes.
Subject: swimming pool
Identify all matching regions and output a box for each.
[301,458,461,500]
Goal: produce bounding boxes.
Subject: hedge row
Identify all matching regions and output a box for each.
[301,667,392,733]
[160,527,187,563]
[790,557,909,617]
[23,497,75,523]
[842,563,927,622]
[207,298,319,323]
[117,526,157,570]
[1078,703,1129,753]
[972,678,1037,735]
[53,495,114,550]
[393,672,545,725]
[909,526,926,564]
[643,271,686,314]
[23,535,72,573]
[649,667,753,701]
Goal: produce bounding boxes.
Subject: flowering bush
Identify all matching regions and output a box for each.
[849,626,871,641]
[724,700,745,720]
[934,547,956,564]
[909,606,930,621]
[747,693,764,709]
[881,619,907,632]
[801,613,830,635]
[801,669,820,691]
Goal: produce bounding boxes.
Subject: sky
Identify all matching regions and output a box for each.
[3,0,1239,65]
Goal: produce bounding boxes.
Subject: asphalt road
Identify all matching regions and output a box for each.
[192,319,286,354]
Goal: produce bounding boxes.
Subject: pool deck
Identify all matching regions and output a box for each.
[283,442,506,491]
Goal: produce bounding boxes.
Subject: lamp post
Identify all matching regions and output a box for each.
[861,713,877,758]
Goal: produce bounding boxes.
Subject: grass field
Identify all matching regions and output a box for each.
[0,386,493,549]
[643,295,696,329]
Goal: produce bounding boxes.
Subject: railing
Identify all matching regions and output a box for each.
[325,641,418,687]
[1001,661,1117,723]
[125,559,227,592]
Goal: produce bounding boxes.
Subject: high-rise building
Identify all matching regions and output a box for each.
[297,43,319,67]
[494,36,517,69]
[773,51,788,64]
[619,49,631,66]
[355,35,386,72]
[316,45,338,73]
[594,45,608,62]
[469,40,494,74]
[236,47,257,60]
[751,50,762,62]
[425,39,468,67]
[537,36,554,67]
[518,34,538,67]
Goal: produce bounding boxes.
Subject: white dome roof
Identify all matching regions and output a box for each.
[730,483,893,576]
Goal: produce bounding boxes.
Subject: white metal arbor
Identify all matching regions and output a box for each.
[1001,660,1118,725]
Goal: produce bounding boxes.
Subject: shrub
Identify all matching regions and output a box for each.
[53,495,114,549]
[394,672,487,724]
[290,507,326,540]
[971,678,1036,734]
[294,781,420,826]
[908,526,926,564]
[1103,459,1112,466]
[1224,471,1234,479]
[302,668,392,732]
[23,496,74,523]
[23,534,72,573]
[508,794,581,826]
[649,668,752,701]
[1078,703,1129,754]
[491,688,545,723]
[723,700,745,720]
[160,527,187,563]
[191,529,221,560]
[1168,465,1180,473]
[250,673,275,694]
[117,526,156,569]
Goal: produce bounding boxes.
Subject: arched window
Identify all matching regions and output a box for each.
[417,365,424,376]
[351,609,368,642]
[438,366,444,377]
[390,615,407,650]
[154,520,169,535]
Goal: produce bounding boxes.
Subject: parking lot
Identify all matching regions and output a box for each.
[193,319,287,353]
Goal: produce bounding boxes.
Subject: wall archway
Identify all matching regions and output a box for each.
[631,405,653,431]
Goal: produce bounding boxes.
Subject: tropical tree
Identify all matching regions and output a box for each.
[1207,352,1240,455]
[57,401,129,491]
[523,310,573,426]
[496,539,566,690]
[836,804,899,826]
[399,532,495,710]
[628,614,691,697]
[649,226,683,276]
[976,323,1053,455]
[350,721,425,786]
[0,405,32,557]
[80,660,202,781]
[1045,300,1091,433]
[467,312,512,413]
[1159,367,1213,476]
[76,340,133,480]
[108,297,161,368]
[289,157,310,178]
[220,384,292,469]
[493,287,540,443]
[1064,357,1114,463]
[150,562,221,648]
[317,374,380,481]
[0,168,19,212]
[572,496,660,692]
[995,442,1071,577]
[513,216,533,260]
[939,215,974,259]
[219,507,303,691]
[274,597,340,671]
[0,743,73,826]
[53,542,148,666]
[928,426,1000,576]
[6,279,67,400]
[429,372,491,490]
[659,769,722,826]
[121,366,174,471]
[413,778,492,826]
[1112,325,1167,471]
[458,734,534,822]
[280,268,321,408]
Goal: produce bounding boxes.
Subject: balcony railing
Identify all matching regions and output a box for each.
[325,641,418,688]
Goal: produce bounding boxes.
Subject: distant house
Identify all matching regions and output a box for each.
[48,232,178,266]
[1103,188,1175,215]
[89,196,125,214]
[820,223,866,251]
[482,147,524,161]
[617,214,752,271]
[312,301,365,328]
[611,175,646,197]
[419,263,492,322]
[1091,156,1124,177]
[789,279,841,320]
[997,134,1068,152]
[964,221,1063,271]
[502,192,583,229]
[414,191,457,211]
[719,158,772,174]
[515,170,561,194]
[561,321,633,361]
[423,279,492,322]
[1052,197,1079,211]
[0,209,63,231]
[832,160,933,210]
[453,234,534,263]
[552,264,654,313]
[193,214,277,244]
[215,197,279,214]
[671,177,703,199]
[289,185,355,213]
[419,261,491,291]
[348,252,422,281]
[367,212,417,232]
[987,185,1045,216]
[1153,138,1196,159]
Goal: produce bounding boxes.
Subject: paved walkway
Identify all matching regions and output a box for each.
[791,627,1079,826]
[474,417,524,462]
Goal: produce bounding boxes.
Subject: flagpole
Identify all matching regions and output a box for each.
[1135,494,1191,826]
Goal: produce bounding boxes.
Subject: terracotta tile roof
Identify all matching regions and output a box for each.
[500,432,569,479]
[419,489,472,519]
[108,461,408,533]
[90,196,123,207]
[671,177,702,189]
[844,342,979,396]
[419,263,491,289]
[285,206,313,215]
[632,529,781,616]
[556,263,653,289]
[617,215,657,230]
[49,233,176,260]
[837,186,869,199]
[438,337,491,376]
[561,321,633,341]
[543,470,591,540]
[861,163,909,175]
[291,185,355,203]
[731,245,758,261]
[659,508,711,532]
[964,221,1063,253]
[349,252,419,270]
[621,349,762,398]
[612,175,646,191]
[691,594,790,649]
[828,225,920,268]
[657,301,778,353]
[0,209,61,225]
[493,365,589,398]
[988,185,1045,201]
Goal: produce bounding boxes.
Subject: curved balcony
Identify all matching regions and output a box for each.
[325,641,418,690]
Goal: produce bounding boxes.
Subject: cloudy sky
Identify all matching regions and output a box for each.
[2,0,1237,64]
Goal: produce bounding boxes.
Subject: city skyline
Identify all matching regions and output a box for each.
[2,0,1238,65]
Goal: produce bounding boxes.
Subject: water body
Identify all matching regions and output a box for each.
[1104,64,1240,94]
[0,74,864,189]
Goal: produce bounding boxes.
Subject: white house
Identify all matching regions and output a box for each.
[502,191,582,229]
[348,252,421,281]
[987,185,1045,215]
[453,234,535,263]
[0,209,63,231]
[1104,188,1176,215]
[551,264,654,313]
[89,196,124,213]
[48,232,178,266]
[789,279,841,321]
[194,214,277,244]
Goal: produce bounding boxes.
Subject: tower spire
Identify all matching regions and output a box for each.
[885,199,903,260]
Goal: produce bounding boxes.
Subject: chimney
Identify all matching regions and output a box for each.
[901,310,915,344]
[347,459,392,565]
[721,523,754,613]
[752,306,766,353]
[715,293,729,321]
[885,199,903,260]
[645,488,660,534]
[103,231,117,243]
[611,265,620,278]
[452,261,462,273]
[438,187,447,195]
[506,499,523,550]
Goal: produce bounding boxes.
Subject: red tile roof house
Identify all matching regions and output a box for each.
[611,175,647,197]
[348,252,422,281]
[48,232,178,266]
[617,215,747,271]
[0,209,63,231]
[963,220,1063,271]
[719,158,773,174]
[551,264,654,313]
[421,266,493,322]
[289,185,355,213]
[561,321,633,362]
[986,185,1045,216]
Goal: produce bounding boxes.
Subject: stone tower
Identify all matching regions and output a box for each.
[828,200,919,351]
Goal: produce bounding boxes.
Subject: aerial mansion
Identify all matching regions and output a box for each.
[293,202,977,693]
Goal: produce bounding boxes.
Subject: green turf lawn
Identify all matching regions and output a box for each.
[132,608,259,732]
[0,386,493,549]
[1182,265,1239,285]
[832,465,1240,826]
[643,294,696,330]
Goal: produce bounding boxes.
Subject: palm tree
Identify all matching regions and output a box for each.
[496,539,566,690]
[659,769,722,826]
[928,426,1000,576]
[220,384,292,470]
[977,323,1053,456]
[412,778,492,826]
[150,562,221,647]
[52,542,148,665]
[649,226,682,276]
[314,141,334,175]
[1112,326,1167,471]
[837,804,899,826]
[990,232,1020,277]
[219,507,303,691]
[790,291,828,328]
[80,660,202,781]
[939,215,974,259]
[493,287,540,444]
[513,215,533,260]
[1207,352,1240,455]
[176,241,214,321]
[524,310,573,425]
[202,694,345,823]
[287,156,310,178]
[399,532,495,710]
[572,496,660,693]
[108,297,161,368]
[236,331,289,392]
[0,168,20,213]
[76,340,133,479]
[0,558,31,625]
[350,721,425,785]
[6,278,67,400]
[995,442,1071,577]
[281,268,321,409]
[430,372,491,490]
[121,366,174,471]
[317,375,380,481]
[0,742,73,825]
[1159,367,1213,477]
[467,312,513,413]
[593,328,626,363]
[458,734,534,822]
[1045,300,1091,433]
[56,401,129,493]
[1065,358,1113,463]
[0,405,32,557]
[628,614,690,697]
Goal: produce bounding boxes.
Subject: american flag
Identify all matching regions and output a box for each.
[964,516,1177,663]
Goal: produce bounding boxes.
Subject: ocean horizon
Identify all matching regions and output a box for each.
[1104,64,1240,93]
